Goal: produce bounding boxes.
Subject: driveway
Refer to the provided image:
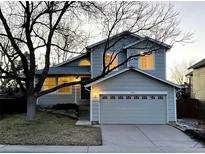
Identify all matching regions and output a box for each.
[0,125,205,153]
[89,125,204,153]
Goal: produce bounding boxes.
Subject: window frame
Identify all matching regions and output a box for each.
[138,50,155,70]
[101,52,118,71]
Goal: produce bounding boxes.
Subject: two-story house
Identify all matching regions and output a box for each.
[36,31,180,124]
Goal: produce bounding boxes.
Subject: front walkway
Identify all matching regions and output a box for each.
[76,105,91,125]
[0,125,205,153]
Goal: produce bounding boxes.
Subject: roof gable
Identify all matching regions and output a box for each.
[53,53,89,68]
[85,67,181,88]
[86,31,142,49]
[86,31,171,50]
[123,38,171,50]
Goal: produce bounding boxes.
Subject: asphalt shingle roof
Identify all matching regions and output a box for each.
[189,58,205,69]
[35,66,90,75]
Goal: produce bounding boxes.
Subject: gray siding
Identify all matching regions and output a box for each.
[91,36,167,79]
[91,35,139,77]
[127,49,166,79]
[37,84,89,107]
[90,70,176,122]
[60,54,90,67]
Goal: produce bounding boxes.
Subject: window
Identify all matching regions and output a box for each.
[142,96,147,99]
[139,52,154,70]
[104,52,117,70]
[79,59,90,66]
[102,95,108,99]
[43,76,76,94]
[158,96,163,100]
[110,96,116,99]
[58,77,73,94]
[150,96,155,99]
[43,77,56,91]
[126,96,132,99]
[134,96,139,99]
[118,95,124,99]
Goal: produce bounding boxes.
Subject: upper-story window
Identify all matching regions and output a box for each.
[139,51,154,70]
[79,59,90,66]
[105,52,117,70]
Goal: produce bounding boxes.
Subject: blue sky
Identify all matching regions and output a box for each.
[166,1,205,79]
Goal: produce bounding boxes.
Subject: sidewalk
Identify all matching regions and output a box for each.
[1,144,205,153]
[0,145,90,153]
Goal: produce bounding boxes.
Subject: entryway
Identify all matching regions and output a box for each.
[76,105,90,125]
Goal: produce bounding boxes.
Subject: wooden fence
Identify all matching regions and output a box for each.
[177,98,199,118]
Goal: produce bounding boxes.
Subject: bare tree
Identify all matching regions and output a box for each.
[170,60,196,85]
[0,1,191,121]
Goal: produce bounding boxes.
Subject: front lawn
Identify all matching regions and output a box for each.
[0,111,101,145]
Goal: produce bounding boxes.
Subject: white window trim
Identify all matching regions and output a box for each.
[138,50,155,71]
[101,52,119,72]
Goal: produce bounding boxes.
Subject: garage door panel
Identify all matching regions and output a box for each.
[100,95,167,124]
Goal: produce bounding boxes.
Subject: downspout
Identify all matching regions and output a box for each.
[74,85,77,104]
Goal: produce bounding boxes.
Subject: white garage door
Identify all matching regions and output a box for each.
[100,94,167,124]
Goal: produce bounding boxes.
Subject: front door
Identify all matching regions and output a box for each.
[81,77,90,99]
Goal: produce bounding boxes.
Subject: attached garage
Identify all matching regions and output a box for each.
[100,94,167,124]
[86,68,180,124]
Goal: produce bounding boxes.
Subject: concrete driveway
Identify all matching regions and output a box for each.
[0,125,205,153]
[89,125,204,153]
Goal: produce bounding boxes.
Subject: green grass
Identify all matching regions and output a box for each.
[0,111,102,145]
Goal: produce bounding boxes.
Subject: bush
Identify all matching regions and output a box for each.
[52,103,79,110]
[0,96,27,119]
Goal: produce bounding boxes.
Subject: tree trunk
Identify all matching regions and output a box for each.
[26,95,37,121]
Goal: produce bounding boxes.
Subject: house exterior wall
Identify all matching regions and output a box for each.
[60,54,90,67]
[127,49,166,79]
[91,35,140,78]
[37,85,78,106]
[90,70,176,123]
[191,67,205,101]
[37,77,90,107]
[90,36,167,79]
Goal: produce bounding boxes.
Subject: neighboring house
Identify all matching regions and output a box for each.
[187,58,205,102]
[35,31,180,124]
